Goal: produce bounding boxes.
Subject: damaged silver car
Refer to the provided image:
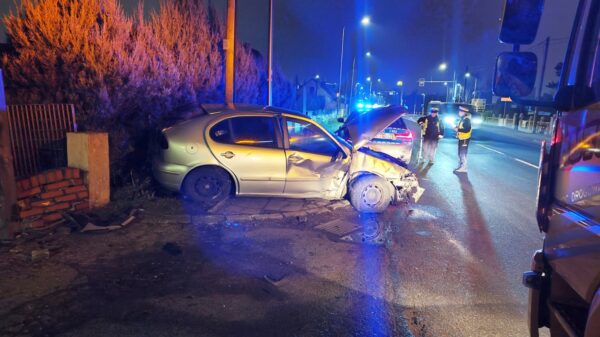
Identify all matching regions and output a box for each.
[152,104,423,213]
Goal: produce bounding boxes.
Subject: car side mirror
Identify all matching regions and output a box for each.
[337,117,345,123]
[499,0,544,45]
[493,52,538,98]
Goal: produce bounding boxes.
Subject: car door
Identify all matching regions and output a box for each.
[283,117,349,198]
[206,115,286,195]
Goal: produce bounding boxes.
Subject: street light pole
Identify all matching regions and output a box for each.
[337,26,345,115]
[267,0,274,106]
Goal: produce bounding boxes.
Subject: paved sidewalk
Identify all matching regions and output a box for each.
[479,123,551,145]
[143,197,352,226]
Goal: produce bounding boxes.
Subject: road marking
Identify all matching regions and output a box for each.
[478,143,539,169]
[477,144,505,155]
[514,158,539,169]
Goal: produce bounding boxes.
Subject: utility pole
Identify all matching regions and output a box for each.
[225,0,236,108]
[0,69,16,238]
[348,57,356,115]
[337,27,345,116]
[463,66,469,102]
[267,0,273,106]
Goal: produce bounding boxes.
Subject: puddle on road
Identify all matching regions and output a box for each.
[415,230,432,237]
[406,205,443,221]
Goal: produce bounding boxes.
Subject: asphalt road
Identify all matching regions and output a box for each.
[385,122,548,336]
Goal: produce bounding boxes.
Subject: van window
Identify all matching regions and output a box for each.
[553,14,600,220]
[553,112,600,220]
[210,116,278,148]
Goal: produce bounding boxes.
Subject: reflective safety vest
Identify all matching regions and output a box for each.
[457,116,472,140]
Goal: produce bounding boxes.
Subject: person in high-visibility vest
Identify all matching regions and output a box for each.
[454,105,472,173]
[417,107,444,164]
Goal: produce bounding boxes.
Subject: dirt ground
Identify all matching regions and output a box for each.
[0,197,415,337]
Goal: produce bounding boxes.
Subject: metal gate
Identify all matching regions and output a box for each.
[7,104,77,179]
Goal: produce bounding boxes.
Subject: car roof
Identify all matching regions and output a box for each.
[163,104,309,129]
[201,104,308,118]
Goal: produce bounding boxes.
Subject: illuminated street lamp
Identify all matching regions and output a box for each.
[465,72,471,78]
[366,77,373,97]
[315,74,320,79]
[397,80,404,106]
[366,51,372,57]
[439,62,448,71]
[361,16,371,26]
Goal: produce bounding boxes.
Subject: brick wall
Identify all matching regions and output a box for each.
[16,168,89,229]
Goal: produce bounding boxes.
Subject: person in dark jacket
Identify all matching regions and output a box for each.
[454,105,472,173]
[417,108,444,164]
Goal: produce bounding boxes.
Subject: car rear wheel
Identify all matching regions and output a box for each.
[349,175,392,213]
[182,167,232,207]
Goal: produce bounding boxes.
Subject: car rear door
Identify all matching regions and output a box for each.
[206,115,287,195]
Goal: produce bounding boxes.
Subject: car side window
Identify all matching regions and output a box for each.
[210,116,278,148]
[286,119,339,157]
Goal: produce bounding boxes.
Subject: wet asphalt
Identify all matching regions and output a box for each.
[387,123,547,336]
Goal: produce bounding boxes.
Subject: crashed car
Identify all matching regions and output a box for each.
[336,112,414,163]
[152,104,423,213]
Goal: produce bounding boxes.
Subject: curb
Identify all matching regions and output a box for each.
[144,200,352,226]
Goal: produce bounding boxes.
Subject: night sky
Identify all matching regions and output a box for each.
[0,0,577,96]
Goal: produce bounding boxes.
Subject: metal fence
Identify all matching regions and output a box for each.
[7,104,77,179]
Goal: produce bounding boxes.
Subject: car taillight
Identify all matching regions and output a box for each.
[395,130,413,140]
[157,132,169,150]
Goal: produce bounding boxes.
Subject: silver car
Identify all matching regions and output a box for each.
[152,104,423,213]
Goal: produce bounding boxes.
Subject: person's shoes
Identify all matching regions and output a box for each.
[454,167,467,173]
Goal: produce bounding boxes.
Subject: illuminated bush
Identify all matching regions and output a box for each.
[3,0,293,180]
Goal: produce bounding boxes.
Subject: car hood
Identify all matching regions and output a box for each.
[343,106,407,151]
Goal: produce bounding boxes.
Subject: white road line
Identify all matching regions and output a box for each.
[478,143,539,169]
[514,158,539,169]
[477,144,505,155]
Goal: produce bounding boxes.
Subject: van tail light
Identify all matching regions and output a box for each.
[551,120,562,146]
[394,130,413,140]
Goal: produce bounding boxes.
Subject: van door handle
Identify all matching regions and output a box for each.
[220,151,235,159]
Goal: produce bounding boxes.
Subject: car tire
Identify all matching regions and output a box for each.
[349,175,392,213]
[182,167,232,208]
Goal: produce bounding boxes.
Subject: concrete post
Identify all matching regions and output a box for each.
[67,132,110,209]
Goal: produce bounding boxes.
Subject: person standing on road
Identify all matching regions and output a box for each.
[417,108,444,164]
[454,106,472,173]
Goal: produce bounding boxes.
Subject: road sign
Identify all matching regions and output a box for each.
[418,78,425,87]
[500,97,512,102]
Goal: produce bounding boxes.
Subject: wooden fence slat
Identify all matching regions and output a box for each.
[6,104,76,179]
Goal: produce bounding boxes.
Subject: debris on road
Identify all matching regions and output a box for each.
[61,208,144,233]
[162,242,182,256]
[31,248,49,262]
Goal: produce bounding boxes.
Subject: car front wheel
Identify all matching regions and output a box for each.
[182,167,232,208]
[349,175,392,213]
